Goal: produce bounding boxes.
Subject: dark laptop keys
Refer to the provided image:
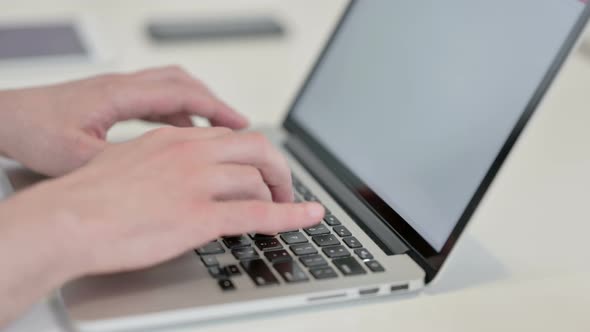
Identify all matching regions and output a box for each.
[224,264,242,276]
[322,245,351,258]
[241,259,279,286]
[333,257,366,276]
[303,193,318,202]
[249,233,275,240]
[324,214,341,226]
[365,260,385,273]
[218,279,236,291]
[333,226,352,237]
[292,176,310,195]
[354,248,374,260]
[300,254,328,268]
[255,238,283,251]
[208,266,229,279]
[196,241,225,255]
[273,261,309,283]
[223,236,251,249]
[310,266,338,280]
[264,249,292,263]
[290,243,318,256]
[201,255,219,267]
[303,224,330,236]
[232,247,259,260]
[343,237,362,248]
[312,234,340,247]
[294,183,310,196]
[280,232,308,245]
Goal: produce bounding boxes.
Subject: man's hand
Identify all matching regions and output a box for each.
[0,66,248,176]
[0,127,324,324]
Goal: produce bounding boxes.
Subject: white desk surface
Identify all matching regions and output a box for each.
[2,1,590,331]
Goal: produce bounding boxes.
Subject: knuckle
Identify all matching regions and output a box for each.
[248,132,272,155]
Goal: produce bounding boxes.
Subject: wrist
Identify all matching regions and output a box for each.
[0,193,87,324]
[0,184,88,288]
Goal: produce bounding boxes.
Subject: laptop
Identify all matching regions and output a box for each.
[0,0,579,331]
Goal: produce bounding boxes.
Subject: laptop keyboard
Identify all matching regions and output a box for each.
[195,175,385,291]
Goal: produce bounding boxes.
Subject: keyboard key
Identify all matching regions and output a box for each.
[354,248,374,260]
[201,255,219,267]
[264,249,292,263]
[365,260,385,273]
[249,233,275,240]
[273,261,309,283]
[279,229,299,234]
[232,247,259,260]
[312,234,340,247]
[324,214,341,226]
[280,232,308,245]
[290,243,318,256]
[303,193,319,202]
[292,175,302,186]
[196,241,225,255]
[292,176,310,195]
[255,238,283,251]
[294,183,310,196]
[333,226,352,237]
[322,245,351,258]
[343,237,362,248]
[218,279,235,291]
[310,266,338,280]
[223,236,251,249]
[241,259,279,286]
[224,264,242,276]
[208,266,228,279]
[303,224,330,236]
[300,254,328,268]
[322,205,332,215]
[333,257,366,276]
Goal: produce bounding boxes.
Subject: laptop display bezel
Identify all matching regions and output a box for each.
[283,0,590,281]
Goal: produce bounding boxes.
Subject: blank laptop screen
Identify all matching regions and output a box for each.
[291,0,586,251]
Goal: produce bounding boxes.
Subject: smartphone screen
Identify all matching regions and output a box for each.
[0,23,88,60]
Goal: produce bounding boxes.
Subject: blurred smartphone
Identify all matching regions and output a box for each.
[146,16,285,42]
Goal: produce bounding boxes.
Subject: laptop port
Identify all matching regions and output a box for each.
[359,287,379,296]
[390,284,409,293]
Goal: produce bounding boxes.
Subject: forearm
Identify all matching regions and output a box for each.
[0,192,81,326]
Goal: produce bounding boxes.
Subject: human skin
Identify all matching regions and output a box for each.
[0,68,324,325]
[0,65,249,176]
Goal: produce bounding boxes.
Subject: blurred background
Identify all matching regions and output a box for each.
[0,0,349,135]
[1,0,589,135]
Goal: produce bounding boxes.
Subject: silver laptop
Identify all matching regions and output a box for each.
[2,0,585,331]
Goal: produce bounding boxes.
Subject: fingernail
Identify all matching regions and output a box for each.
[306,203,325,220]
